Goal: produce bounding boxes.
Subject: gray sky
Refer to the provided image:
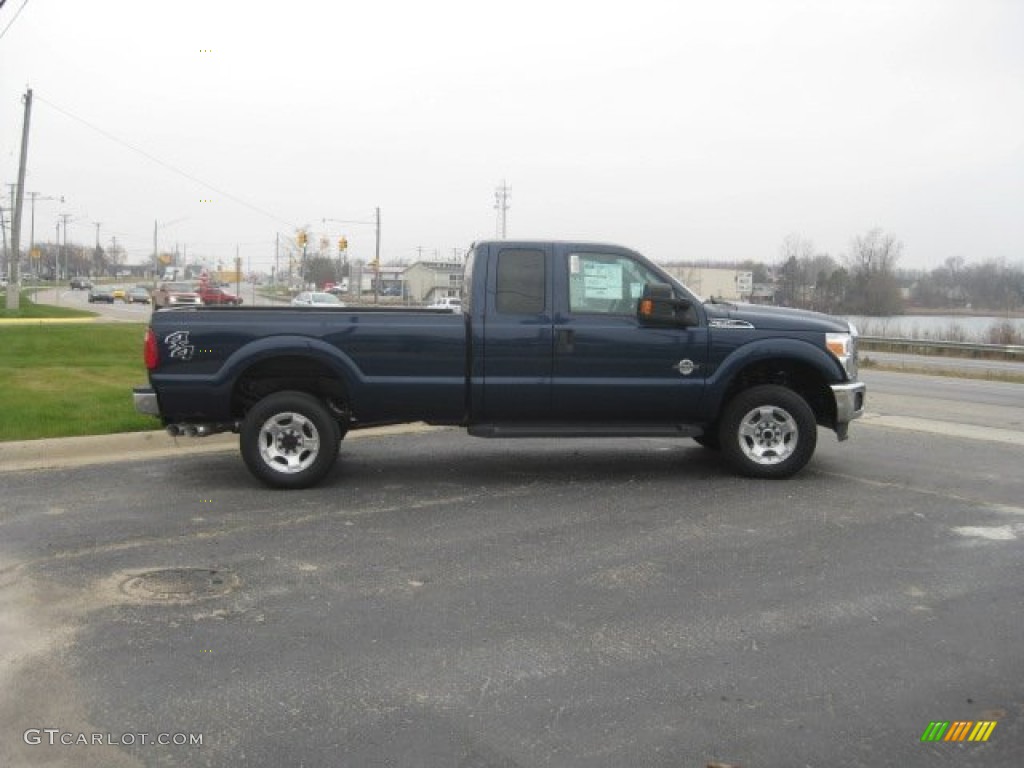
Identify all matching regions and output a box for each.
[2,0,1022,272]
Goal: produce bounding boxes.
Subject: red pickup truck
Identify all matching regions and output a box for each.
[196,285,242,305]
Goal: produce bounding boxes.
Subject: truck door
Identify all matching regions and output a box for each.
[479,245,554,421]
[551,248,707,422]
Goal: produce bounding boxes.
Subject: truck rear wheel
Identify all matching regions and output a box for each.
[240,391,340,489]
[719,385,816,479]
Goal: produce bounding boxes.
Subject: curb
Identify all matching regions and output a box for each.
[0,423,444,473]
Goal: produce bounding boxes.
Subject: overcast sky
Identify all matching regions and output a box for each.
[2,0,1022,272]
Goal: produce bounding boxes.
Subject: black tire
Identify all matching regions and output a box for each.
[240,391,341,489]
[719,385,817,479]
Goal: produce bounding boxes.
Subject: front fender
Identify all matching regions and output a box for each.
[703,336,846,415]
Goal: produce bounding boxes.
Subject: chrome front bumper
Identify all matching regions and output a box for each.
[830,381,866,439]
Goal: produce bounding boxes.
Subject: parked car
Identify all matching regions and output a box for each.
[152,281,203,309]
[70,277,93,290]
[126,287,152,304]
[87,286,115,303]
[197,285,242,305]
[111,286,127,301]
[426,296,462,311]
[291,291,344,307]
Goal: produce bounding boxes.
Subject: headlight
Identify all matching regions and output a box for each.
[826,327,858,378]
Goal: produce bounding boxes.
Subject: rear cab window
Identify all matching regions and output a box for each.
[495,248,547,315]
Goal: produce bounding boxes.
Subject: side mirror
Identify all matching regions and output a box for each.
[637,283,693,326]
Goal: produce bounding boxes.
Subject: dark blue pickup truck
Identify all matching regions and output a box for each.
[134,240,865,488]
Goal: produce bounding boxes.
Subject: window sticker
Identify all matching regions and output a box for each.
[583,261,623,299]
[570,254,581,275]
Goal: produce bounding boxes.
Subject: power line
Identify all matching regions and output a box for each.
[34,94,299,230]
[0,0,31,41]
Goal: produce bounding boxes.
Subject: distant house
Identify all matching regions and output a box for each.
[353,264,405,295]
[403,259,464,304]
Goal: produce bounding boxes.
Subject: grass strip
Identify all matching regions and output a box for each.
[1,289,97,319]
[0,323,156,441]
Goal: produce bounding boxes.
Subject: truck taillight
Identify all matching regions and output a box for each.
[144,328,159,370]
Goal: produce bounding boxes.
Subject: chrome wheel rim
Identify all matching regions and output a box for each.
[257,411,321,474]
[737,405,798,465]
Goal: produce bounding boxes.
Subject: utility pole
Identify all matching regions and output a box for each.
[28,192,64,275]
[320,208,382,298]
[58,213,71,285]
[494,179,510,239]
[1,203,9,283]
[92,221,101,276]
[7,88,32,310]
[373,207,381,304]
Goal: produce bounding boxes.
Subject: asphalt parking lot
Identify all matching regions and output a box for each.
[1,410,1022,767]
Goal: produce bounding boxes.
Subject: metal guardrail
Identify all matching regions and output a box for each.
[859,335,1024,359]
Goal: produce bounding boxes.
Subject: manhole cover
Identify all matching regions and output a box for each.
[119,568,239,602]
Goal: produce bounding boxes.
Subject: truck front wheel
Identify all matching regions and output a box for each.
[240,391,340,489]
[719,385,816,479]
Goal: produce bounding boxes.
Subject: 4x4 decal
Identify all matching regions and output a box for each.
[164,331,195,361]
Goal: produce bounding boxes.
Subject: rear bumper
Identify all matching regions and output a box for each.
[133,387,160,417]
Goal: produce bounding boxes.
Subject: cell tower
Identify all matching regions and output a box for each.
[494,180,511,238]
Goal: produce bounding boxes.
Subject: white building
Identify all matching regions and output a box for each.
[662,266,754,301]
[402,260,464,304]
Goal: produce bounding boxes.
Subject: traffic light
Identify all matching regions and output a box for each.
[338,237,348,252]
[297,231,307,248]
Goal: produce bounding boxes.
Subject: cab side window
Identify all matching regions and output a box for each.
[567,252,662,315]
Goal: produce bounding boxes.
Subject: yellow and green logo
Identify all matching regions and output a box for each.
[921,721,997,742]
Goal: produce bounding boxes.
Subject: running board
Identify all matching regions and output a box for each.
[468,423,704,439]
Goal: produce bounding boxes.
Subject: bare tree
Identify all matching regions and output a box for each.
[844,228,903,315]
[848,228,902,273]
[776,233,816,306]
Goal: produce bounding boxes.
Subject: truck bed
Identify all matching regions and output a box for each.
[148,306,468,426]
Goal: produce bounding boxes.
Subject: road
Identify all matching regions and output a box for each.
[33,282,278,321]
[1,376,1022,766]
[863,369,1024,432]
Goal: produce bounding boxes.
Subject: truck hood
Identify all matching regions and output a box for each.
[704,301,852,334]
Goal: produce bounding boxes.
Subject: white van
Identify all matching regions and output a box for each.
[426,296,462,311]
